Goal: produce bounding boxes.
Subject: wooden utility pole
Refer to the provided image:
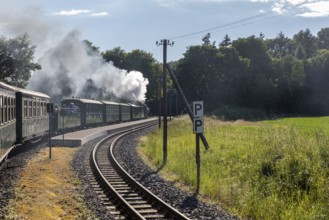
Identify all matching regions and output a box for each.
[157,77,161,129]
[166,64,209,150]
[156,39,173,164]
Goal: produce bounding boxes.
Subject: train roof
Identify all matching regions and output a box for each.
[15,87,51,99]
[0,81,16,93]
[130,103,145,107]
[120,103,131,107]
[99,100,120,105]
[62,98,103,105]
[0,81,50,98]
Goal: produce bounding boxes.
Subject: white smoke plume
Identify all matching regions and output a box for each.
[0,6,61,57]
[0,5,149,104]
[28,30,149,103]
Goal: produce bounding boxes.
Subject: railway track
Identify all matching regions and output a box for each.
[88,121,189,219]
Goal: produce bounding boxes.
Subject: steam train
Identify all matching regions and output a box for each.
[0,81,148,161]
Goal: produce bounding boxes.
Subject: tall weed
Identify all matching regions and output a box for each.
[139,116,329,219]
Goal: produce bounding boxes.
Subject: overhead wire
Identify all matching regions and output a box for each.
[168,0,321,42]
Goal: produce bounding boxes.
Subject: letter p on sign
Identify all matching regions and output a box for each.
[193,117,204,134]
[193,101,204,118]
[193,101,204,134]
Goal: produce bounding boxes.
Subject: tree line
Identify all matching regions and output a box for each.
[174,28,329,119]
[1,27,329,119]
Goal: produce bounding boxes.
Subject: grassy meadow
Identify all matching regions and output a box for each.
[138,116,329,219]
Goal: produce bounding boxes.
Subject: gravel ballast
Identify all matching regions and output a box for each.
[73,126,239,220]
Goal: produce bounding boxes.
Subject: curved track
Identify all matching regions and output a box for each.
[89,121,189,219]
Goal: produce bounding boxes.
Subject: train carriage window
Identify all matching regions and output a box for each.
[10,97,13,121]
[37,101,40,117]
[24,100,27,118]
[41,102,43,116]
[41,102,44,116]
[7,97,10,121]
[43,102,46,115]
[36,101,38,117]
[29,100,32,118]
[8,97,11,121]
[43,102,46,116]
[32,100,35,117]
[10,98,12,121]
[10,97,14,121]
[39,101,42,116]
[42,102,44,116]
[11,97,13,121]
[4,96,7,123]
[32,100,34,117]
[0,96,2,125]
[13,98,15,120]
[33,101,36,117]
[40,102,43,116]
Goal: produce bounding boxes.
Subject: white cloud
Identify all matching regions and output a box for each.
[54,9,91,16]
[53,9,109,17]
[89,12,109,17]
[153,0,329,17]
[297,1,329,17]
[265,0,329,17]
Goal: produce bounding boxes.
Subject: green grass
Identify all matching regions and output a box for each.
[139,116,329,219]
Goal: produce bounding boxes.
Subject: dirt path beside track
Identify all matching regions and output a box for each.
[6,146,94,220]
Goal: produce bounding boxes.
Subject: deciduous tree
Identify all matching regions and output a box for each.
[0,34,40,87]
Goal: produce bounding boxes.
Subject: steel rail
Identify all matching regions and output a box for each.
[90,121,190,219]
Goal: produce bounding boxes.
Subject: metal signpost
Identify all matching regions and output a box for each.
[193,101,204,193]
[47,103,54,159]
[61,105,66,147]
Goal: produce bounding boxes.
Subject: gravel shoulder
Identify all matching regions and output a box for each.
[4,146,95,219]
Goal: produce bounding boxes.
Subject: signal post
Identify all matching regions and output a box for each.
[193,101,204,194]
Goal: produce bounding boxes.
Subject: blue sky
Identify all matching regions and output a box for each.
[1,0,329,61]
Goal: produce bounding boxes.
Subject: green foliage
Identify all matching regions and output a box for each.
[139,116,329,219]
[266,32,294,58]
[172,27,329,118]
[304,50,329,115]
[102,47,127,69]
[273,55,305,113]
[219,34,231,47]
[83,40,100,55]
[293,29,317,59]
[0,34,40,87]
[102,47,161,113]
[213,106,267,121]
[317,28,329,50]
[176,44,220,109]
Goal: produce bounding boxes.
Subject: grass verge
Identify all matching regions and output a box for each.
[138,115,329,219]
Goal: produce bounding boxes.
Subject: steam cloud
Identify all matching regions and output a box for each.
[0,5,149,104]
[28,30,149,103]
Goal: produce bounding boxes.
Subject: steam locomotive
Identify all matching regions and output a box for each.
[0,81,148,160]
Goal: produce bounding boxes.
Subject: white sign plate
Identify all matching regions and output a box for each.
[193,101,204,118]
[193,117,204,134]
